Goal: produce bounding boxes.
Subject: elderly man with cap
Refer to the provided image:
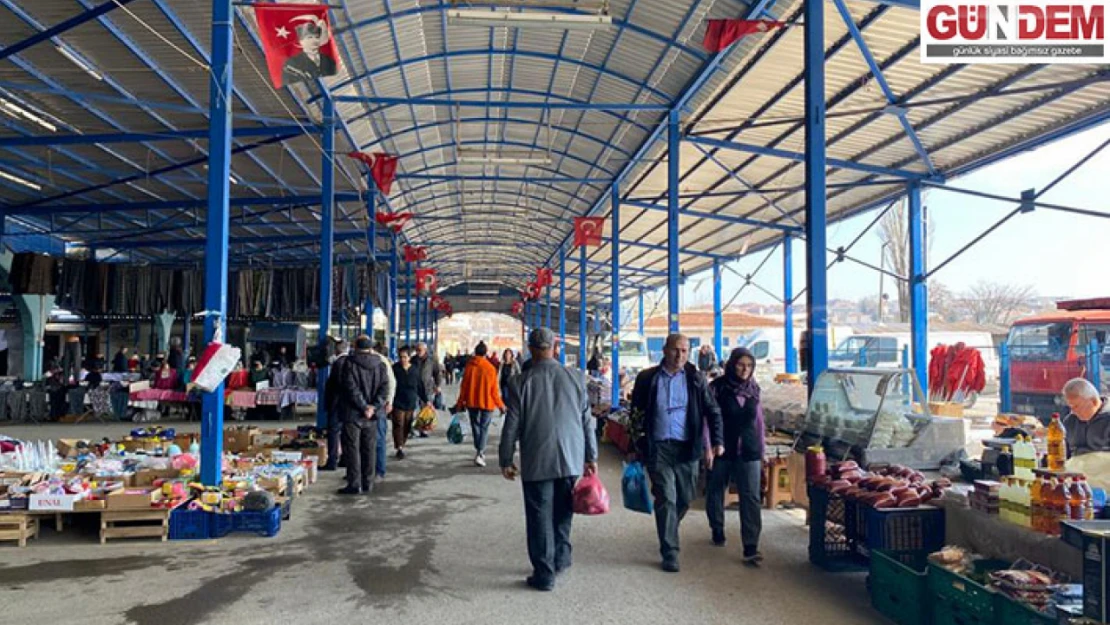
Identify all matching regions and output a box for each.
[1062,377,1110,457]
[336,335,391,495]
[500,327,598,592]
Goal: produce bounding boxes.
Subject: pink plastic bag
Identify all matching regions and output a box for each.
[572,474,610,515]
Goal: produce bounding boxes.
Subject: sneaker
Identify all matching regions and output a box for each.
[474,454,487,467]
[395,449,405,460]
[712,530,726,546]
[336,486,361,495]
[661,559,680,573]
[374,474,385,483]
[525,576,554,592]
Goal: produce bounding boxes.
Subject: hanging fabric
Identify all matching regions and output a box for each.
[702,19,786,53]
[252,3,341,88]
[573,217,605,247]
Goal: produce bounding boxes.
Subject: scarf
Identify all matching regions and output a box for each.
[719,347,761,401]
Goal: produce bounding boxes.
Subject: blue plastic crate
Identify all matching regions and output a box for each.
[859,505,946,566]
[169,508,211,541]
[232,506,281,537]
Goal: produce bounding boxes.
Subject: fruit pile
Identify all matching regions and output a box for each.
[811,461,952,508]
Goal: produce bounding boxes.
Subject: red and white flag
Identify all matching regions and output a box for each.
[415,268,438,294]
[402,245,427,263]
[370,154,399,195]
[511,301,524,316]
[703,19,786,53]
[254,4,341,88]
[573,216,605,247]
[536,267,553,288]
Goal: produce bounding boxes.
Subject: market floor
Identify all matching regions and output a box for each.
[0,389,883,625]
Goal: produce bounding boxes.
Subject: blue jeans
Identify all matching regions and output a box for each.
[376,413,388,477]
[468,408,493,455]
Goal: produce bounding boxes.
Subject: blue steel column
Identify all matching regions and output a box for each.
[415,292,423,344]
[315,94,336,429]
[784,235,798,373]
[713,259,723,360]
[610,183,621,408]
[638,288,645,335]
[389,233,398,358]
[667,109,681,333]
[545,284,552,329]
[559,247,567,365]
[908,183,928,389]
[804,0,829,392]
[199,0,233,486]
[364,184,377,335]
[579,245,588,371]
[405,261,412,346]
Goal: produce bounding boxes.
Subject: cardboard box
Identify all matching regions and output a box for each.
[107,488,163,510]
[131,469,180,487]
[121,438,161,453]
[270,451,303,463]
[930,401,965,418]
[29,493,80,511]
[56,439,87,458]
[73,498,107,511]
[297,444,327,467]
[223,427,258,453]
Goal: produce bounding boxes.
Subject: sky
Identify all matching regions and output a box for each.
[680,123,1110,309]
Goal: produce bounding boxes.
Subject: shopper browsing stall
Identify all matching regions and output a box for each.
[705,347,765,565]
[1061,377,1110,456]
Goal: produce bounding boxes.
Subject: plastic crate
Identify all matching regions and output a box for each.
[209,506,281,538]
[168,507,211,541]
[928,560,1008,623]
[993,593,1055,625]
[858,505,946,565]
[1060,520,1110,551]
[933,596,992,625]
[808,485,866,572]
[869,550,932,625]
[845,497,868,545]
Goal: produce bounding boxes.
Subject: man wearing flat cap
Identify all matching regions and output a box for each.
[499,327,598,592]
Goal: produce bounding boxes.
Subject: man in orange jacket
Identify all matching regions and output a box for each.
[455,341,506,467]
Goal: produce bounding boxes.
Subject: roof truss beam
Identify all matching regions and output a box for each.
[0,0,140,62]
[0,125,309,148]
[336,96,668,112]
[684,135,928,181]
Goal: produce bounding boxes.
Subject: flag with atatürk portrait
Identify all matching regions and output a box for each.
[254,4,341,88]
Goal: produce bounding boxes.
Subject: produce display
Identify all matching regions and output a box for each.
[926,546,1079,617]
[810,461,951,508]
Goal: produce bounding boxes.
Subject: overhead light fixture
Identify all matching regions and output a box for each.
[468,298,499,305]
[0,96,57,132]
[55,44,102,81]
[468,289,502,296]
[457,148,552,165]
[0,168,41,191]
[447,8,613,31]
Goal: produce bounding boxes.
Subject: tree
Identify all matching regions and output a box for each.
[962,281,1035,325]
[878,197,936,322]
[929,281,958,322]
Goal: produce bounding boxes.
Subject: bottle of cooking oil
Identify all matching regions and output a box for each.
[1030,474,1045,533]
[1047,413,1067,471]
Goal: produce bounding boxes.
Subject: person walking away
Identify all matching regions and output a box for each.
[455,341,506,466]
[413,342,443,438]
[337,336,390,495]
[705,347,765,565]
[630,333,724,573]
[697,344,718,374]
[500,328,598,592]
[112,347,129,374]
[371,342,396,481]
[391,346,425,459]
[321,339,350,472]
[500,348,522,404]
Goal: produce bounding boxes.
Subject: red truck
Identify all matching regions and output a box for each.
[1007,298,1110,421]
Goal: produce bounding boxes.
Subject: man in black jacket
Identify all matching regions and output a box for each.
[630,333,724,573]
[337,335,390,495]
[321,338,349,472]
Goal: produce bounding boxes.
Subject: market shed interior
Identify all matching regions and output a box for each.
[0,0,1108,624]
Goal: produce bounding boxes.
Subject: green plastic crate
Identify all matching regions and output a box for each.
[870,550,931,625]
[928,560,1008,623]
[992,593,1055,625]
[933,596,993,625]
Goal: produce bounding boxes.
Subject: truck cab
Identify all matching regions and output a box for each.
[1007,298,1110,421]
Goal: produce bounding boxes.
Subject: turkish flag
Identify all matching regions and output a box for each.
[703,19,786,53]
[573,216,605,247]
[536,268,553,288]
[429,295,446,310]
[511,301,524,316]
[374,211,412,233]
[415,268,437,294]
[371,154,399,195]
[253,4,341,88]
[403,245,427,263]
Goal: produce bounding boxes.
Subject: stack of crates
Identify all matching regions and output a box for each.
[808,485,866,572]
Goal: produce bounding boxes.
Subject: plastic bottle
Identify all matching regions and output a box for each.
[1068,477,1086,521]
[1047,413,1067,472]
[1047,478,1066,536]
[1019,479,1033,528]
[1014,435,1035,480]
[997,445,1014,477]
[1078,475,1096,521]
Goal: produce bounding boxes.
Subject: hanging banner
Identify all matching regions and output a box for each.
[525,281,542,301]
[573,216,605,247]
[415,268,438,294]
[374,211,413,234]
[536,267,553,288]
[371,153,399,195]
[511,301,524,316]
[703,19,786,53]
[402,245,428,263]
[253,4,341,88]
[429,295,446,311]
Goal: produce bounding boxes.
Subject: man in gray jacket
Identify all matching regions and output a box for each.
[500,327,598,592]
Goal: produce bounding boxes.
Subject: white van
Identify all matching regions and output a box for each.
[616,331,651,374]
[738,326,854,373]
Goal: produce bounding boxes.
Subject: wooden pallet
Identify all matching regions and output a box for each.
[100,509,170,544]
[0,514,39,547]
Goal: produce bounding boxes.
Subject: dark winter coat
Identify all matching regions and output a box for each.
[338,351,390,423]
[630,362,723,461]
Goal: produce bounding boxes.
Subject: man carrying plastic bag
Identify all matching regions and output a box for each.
[500,328,598,592]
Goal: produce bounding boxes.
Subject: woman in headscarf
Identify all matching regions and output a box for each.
[704,347,765,565]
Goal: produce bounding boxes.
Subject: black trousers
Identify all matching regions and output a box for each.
[522,477,577,584]
[341,420,377,490]
[326,411,341,469]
